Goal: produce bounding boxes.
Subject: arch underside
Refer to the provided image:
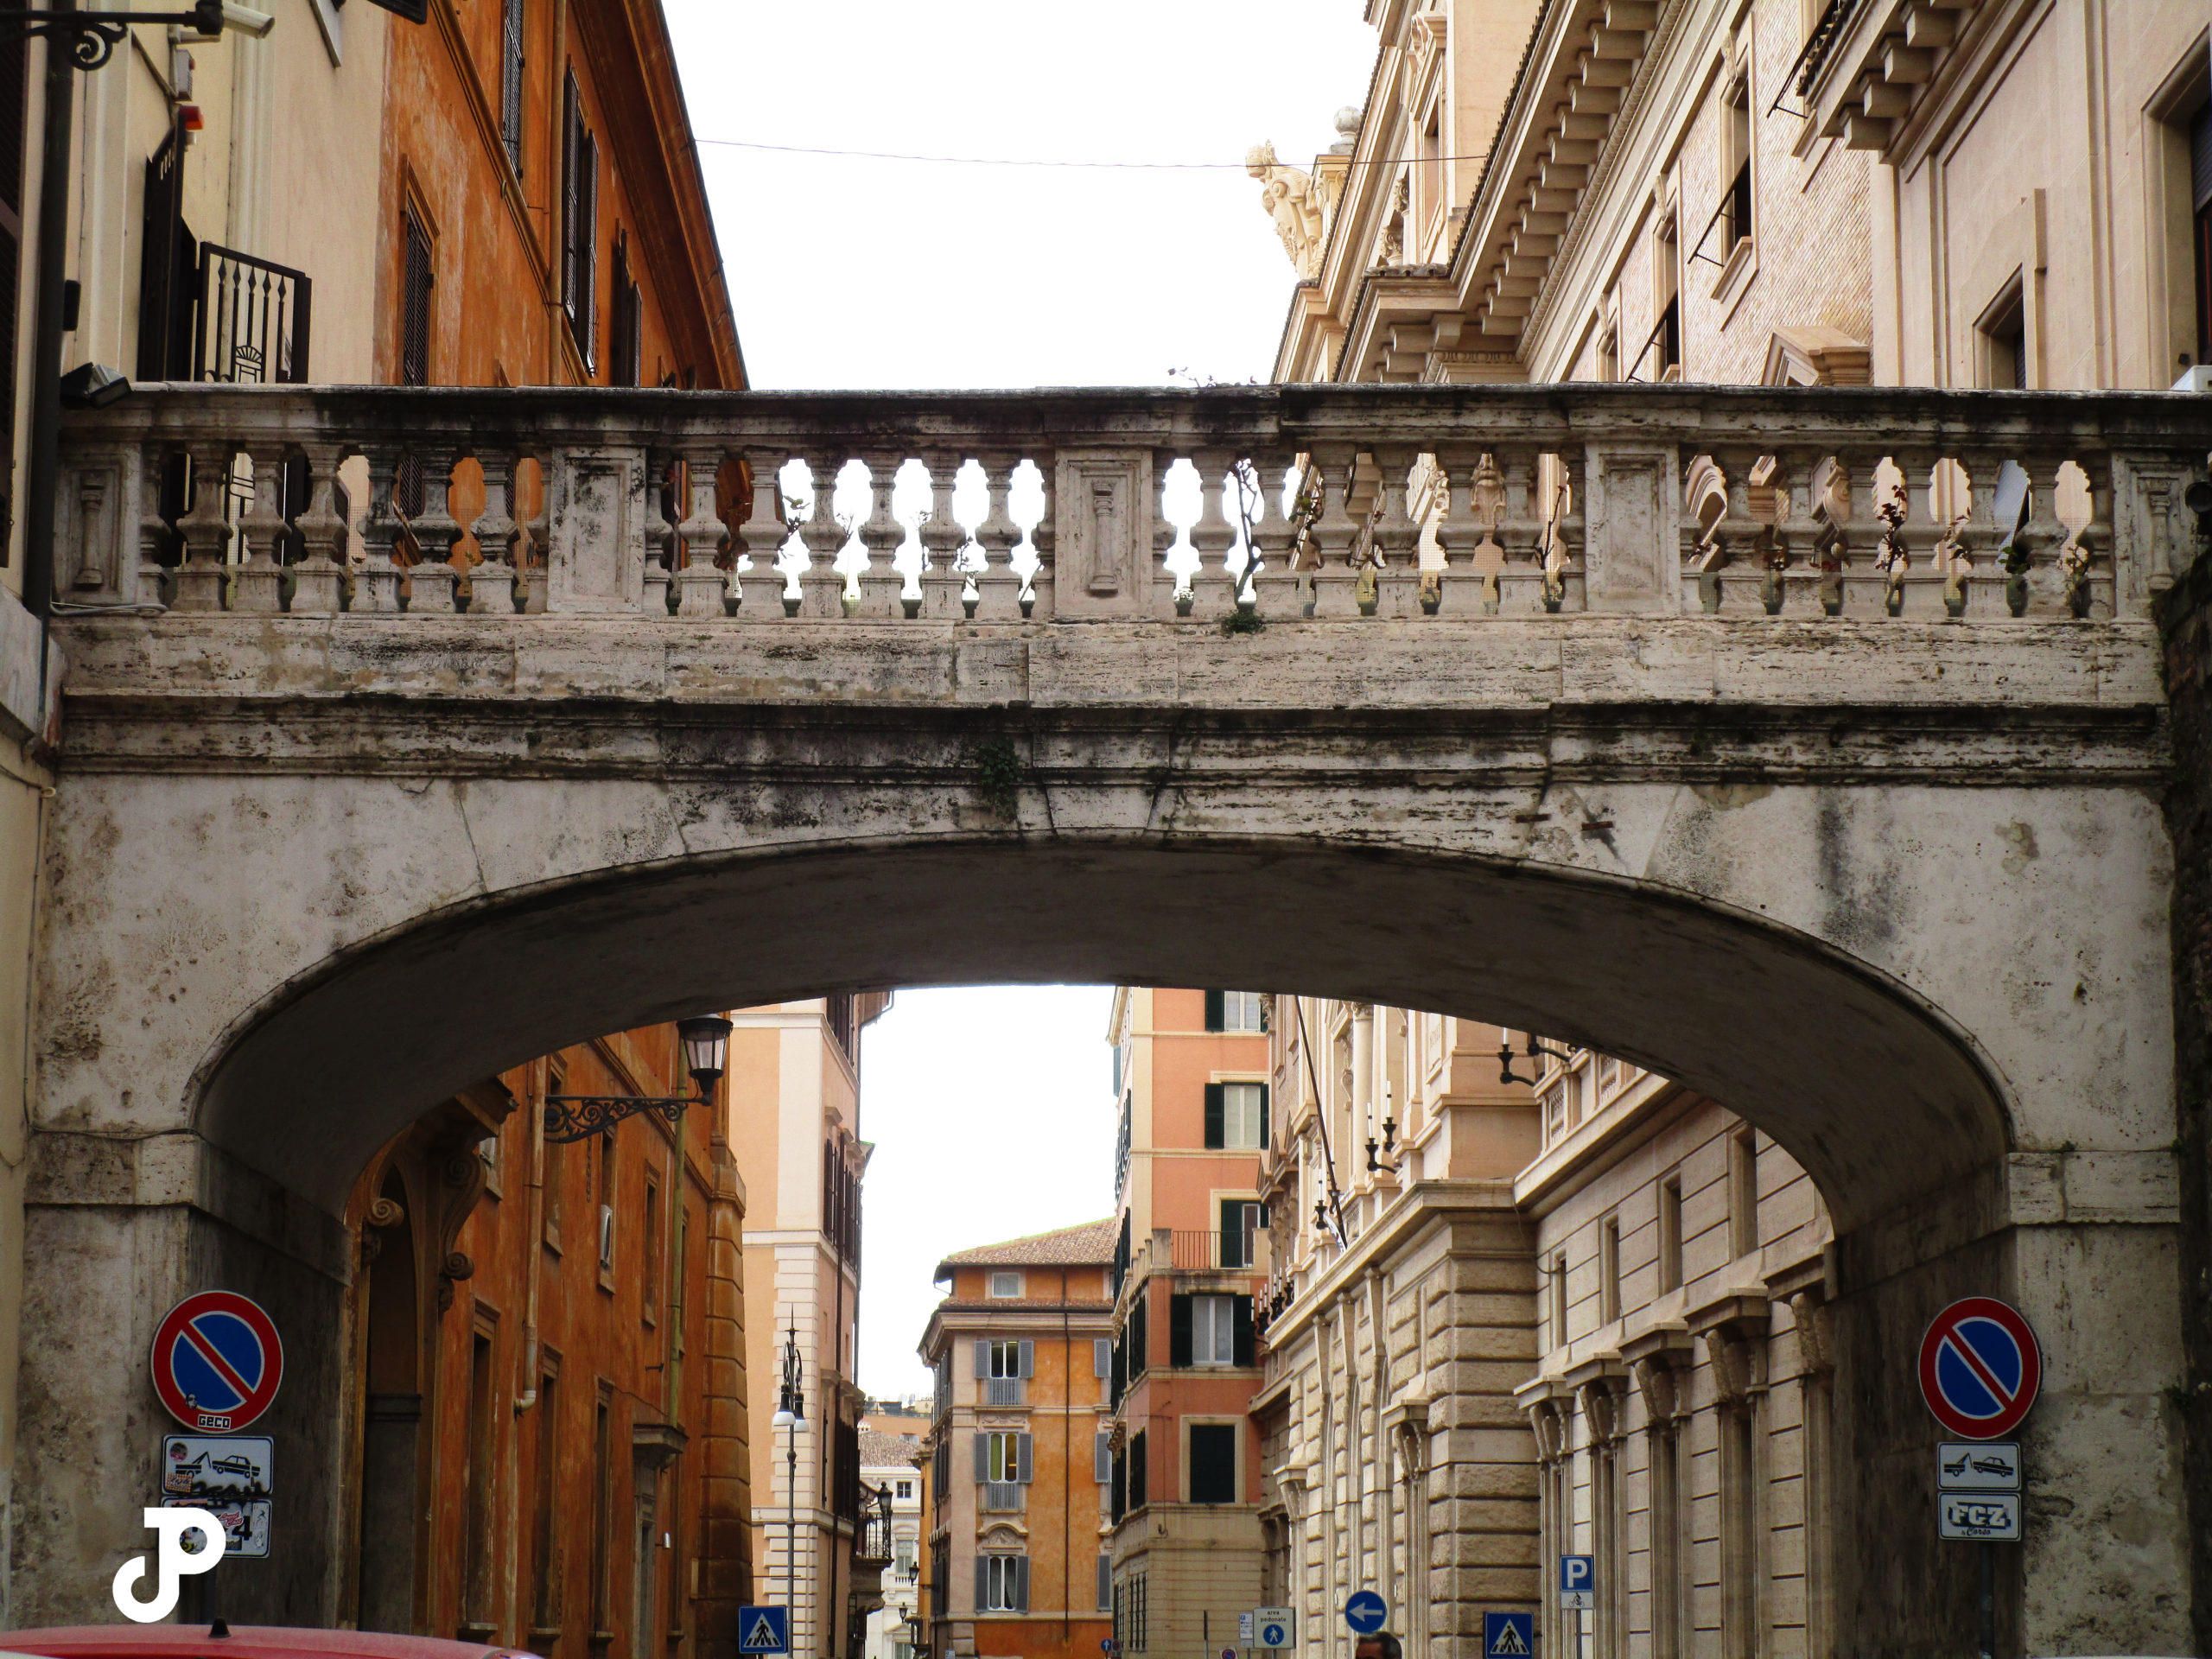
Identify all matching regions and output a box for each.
[197,834,2009,1228]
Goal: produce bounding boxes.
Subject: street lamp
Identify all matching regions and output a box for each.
[774,1327,804,1656]
[543,1013,733,1142]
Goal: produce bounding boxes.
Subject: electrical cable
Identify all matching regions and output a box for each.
[693,137,1504,170]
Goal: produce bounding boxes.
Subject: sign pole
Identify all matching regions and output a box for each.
[1978,1541,1994,1659]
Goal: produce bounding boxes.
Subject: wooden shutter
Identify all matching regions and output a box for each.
[576,127,598,368]
[1098,1554,1111,1611]
[1128,1430,1147,1508]
[1094,1338,1109,1376]
[560,73,580,321]
[1095,1430,1111,1483]
[1204,1084,1224,1149]
[1204,990,1224,1032]
[1189,1423,1236,1503]
[974,1338,989,1378]
[1017,1339,1034,1378]
[500,0,524,174]
[976,1557,989,1613]
[1130,1294,1147,1376]
[1220,1198,1241,1265]
[1014,1556,1030,1612]
[400,206,433,388]
[1015,1433,1033,1482]
[1168,1294,1192,1367]
[1258,1082,1270,1147]
[1109,1338,1123,1407]
[972,1431,988,1481]
[1233,1294,1255,1366]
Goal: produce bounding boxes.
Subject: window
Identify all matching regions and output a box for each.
[1979,276,2027,390]
[609,230,642,388]
[1098,1554,1112,1613]
[1125,1291,1148,1381]
[462,1327,496,1631]
[1166,1291,1254,1366]
[1729,1128,1760,1258]
[1205,991,1266,1033]
[642,1173,661,1322]
[976,1427,1030,1510]
[979,1554,1028,1613]
[2194,101,2212,363]
[1128,1429,1147,1510]
[400,201,433,390]
[1599,1213,1621,1325]
[1204,1082,1268,1150]
[531,1363,562,1627]
[1095,1430,1112,1484]
[1188,1422,1237,1504]
[977,1338,1031,1405]
[1658,1174,1683,1294]
[1549,1252,1568,1348]
[1721,69,1753,247]
[1219,1199,1266,1269]
[560,72,599,371]
[895,1479,912,1499]
[1653,213,1681,378]
[499,0,524,175]
[988,1271,1023,1299]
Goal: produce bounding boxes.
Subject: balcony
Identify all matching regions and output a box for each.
[1166,1229,1270,1274]
[50,383,2207,624]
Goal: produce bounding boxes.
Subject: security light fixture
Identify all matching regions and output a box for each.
[59,363,130,410]
[0,0,272,68]
[542,1012,734,1142]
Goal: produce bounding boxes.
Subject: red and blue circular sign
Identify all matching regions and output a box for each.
[1918,1296,2040,1440]
[150,1291,283,1433]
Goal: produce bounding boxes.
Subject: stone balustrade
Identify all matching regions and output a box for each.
[53,383,2212,626]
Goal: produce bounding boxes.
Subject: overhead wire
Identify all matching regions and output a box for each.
[692,137,1500,169]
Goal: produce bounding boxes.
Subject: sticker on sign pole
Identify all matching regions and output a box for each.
[149,1292,284,1433]
[1918,1297,2040,1440]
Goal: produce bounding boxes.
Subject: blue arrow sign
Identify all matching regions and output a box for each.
[1343,1592,1387,1635]
[740,1606,789,1654]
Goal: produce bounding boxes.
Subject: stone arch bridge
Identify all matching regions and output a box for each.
[26,382,2212,1654]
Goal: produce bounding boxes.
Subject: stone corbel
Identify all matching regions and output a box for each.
[1270,1460,1313,1518]
[1688,1293,1772,1405]
[1620,1322,1695,1427]
[1381,1393,1431,1483]
[1514,1376,1573,1463]
[1567,1360,1630,1448]
[1787,1289,1834,1379]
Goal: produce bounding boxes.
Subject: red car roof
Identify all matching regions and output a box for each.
[1,1628,528,1659]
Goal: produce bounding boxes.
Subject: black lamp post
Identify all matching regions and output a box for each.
[772,1328,804,1652]
[542,1013,732,1142]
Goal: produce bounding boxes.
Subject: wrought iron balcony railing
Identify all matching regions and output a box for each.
[194,245,312,386]
[51,384,2211,624]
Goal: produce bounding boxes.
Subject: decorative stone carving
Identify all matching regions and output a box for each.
[1246,143,1328,280]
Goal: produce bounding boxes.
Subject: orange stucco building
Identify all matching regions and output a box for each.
[375,0,740,392]
[1103,989,1273,1659]
[920,1222,1119,1659]
[341,1021,750,1659]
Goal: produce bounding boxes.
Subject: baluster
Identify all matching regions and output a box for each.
[290,442,347,614]
[918,456,967,621]
[2071,454,2113,620]
[135,442,175,611]
[1306,448,1360,619]
[1153,456,1185,620]
[1248,455,1300,620]
[518,458,550,613]
[798,457,848,620]
[640,454,675,617]
[1886,450,1944,620]
[172,443,235,612]
[1826,449,1880,619]
[857,454,907,619]
[675,444,729,619]
[2016,451,2073,618]
[1541,449,1586,613]
[1494,448,1545,614]
[1764,449,1821,618]
[354,446,404,613]
[1952,448,2010,620]
[973,456,1022,622]
[469,448,521,616]
[1370,446,1422,620]
[1187,454,1236,620]
[737,452,792,620]
[1026,459,1054,620]
[408,446,460,613]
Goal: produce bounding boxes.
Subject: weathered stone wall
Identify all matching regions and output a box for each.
[2155,540,2212,1656]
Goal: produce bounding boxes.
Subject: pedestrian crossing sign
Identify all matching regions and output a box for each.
[1483,1612,1534,1657]
[740,1606,790,1653]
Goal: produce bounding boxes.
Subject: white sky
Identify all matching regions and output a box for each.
[657,3,1384,1399]
[662,0,1381,391]
[851,987,1119,1401]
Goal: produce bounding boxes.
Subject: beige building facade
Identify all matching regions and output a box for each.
[731,994,892,1659]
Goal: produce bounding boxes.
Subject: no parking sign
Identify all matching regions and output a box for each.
[1918,1297,2039,1440]
[150,1292,284,1433]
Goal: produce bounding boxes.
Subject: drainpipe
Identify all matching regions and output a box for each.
[23,0,79,656]
[505,1058,546,1643]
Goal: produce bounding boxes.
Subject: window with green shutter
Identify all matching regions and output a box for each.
[1189,1422,1237,1503]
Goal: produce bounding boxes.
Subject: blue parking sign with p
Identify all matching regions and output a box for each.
[740,1606,789,1654]
[1484,1612,1534,1656]
[1559,1554,1595,1608]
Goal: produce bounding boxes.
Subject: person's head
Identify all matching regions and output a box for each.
[1355,1634,1402,1659]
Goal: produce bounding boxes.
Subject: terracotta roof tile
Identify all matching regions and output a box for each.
[858,1427,922,1469]
[934,1217,1118,1276]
